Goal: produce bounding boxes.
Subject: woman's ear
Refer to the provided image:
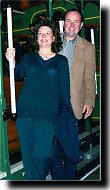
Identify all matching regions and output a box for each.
[53,36,55,42]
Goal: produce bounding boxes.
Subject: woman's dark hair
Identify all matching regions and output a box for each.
[63,8,84,23]
[34,18,62,53]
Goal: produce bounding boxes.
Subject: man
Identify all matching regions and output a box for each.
[51,8,96,180]
[60,8,96,122]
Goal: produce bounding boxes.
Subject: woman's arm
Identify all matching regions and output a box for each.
[6,48,27,80]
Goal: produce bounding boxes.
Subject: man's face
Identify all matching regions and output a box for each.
[63,11,83,38]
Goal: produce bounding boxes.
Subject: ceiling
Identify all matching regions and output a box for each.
[1,0,100,13]
[1,0,100,23]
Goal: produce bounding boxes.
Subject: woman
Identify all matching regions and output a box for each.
[5,19,71,180]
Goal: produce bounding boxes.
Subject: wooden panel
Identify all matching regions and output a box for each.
[8,120,18,142]
[96,64,100,71]
[8,140,20,152]
[4,77,24,152]
[19,0,30,10]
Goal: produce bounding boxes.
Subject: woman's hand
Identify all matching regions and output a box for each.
[5,48,16,61]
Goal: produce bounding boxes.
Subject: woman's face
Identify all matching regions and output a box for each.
[37,26,55,49]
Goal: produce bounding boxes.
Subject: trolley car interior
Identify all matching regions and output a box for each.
[0,0,100,181]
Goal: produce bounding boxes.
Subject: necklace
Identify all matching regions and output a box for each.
[38,52,56,60]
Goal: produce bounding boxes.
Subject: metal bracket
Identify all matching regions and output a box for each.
[3,109,18,121]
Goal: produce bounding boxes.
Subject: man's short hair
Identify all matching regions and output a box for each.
[63,8,84,22]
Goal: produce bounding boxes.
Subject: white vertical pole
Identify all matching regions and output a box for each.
[59,20,63,33]
[91,28,95,45]
[7,7,16,114]
[91,28,98,95]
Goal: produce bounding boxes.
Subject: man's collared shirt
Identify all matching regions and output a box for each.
[59,33,77,72]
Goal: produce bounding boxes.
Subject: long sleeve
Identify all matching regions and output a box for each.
[84,43,96,107]
[14,53,28,80]
[59,56,71,108]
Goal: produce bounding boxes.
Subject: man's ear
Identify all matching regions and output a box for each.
[80,22,83,29]
[62,20,64,27]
